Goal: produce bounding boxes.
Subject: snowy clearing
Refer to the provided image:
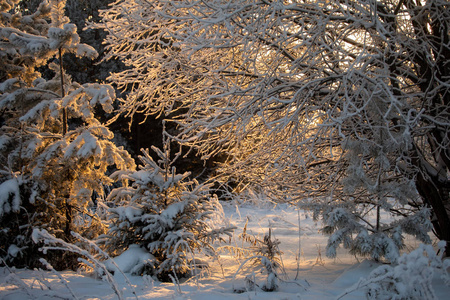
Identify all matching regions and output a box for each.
[1,200,449,300]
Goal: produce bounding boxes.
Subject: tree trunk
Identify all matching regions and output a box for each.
[59,48,67,136]
[59,47,71,240]
[403,0,450,256]
[414,166,450,257]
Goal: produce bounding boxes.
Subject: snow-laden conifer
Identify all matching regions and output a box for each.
[104,134,234,280]
[312,93,433,262]
[0,0,135,269]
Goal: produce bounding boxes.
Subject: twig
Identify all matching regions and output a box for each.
[295,209,301,280]
[39,258,79,300]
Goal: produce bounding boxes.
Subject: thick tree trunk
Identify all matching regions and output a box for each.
[402,0,450,256]
[414,168,450,256]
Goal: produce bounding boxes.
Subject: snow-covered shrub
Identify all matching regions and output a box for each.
[0,0,135,269]
[339,242,450,300]
[230,225,284,292]
[233,255,279,293]
[103,144,235,281]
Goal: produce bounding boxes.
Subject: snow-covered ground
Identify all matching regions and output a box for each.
[1,200,449,299]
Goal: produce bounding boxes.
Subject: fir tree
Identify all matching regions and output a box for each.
[312,93,432,262]
[0,0,135,269]
[104,130,234,280]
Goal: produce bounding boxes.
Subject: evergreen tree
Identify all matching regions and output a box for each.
[313,93,432,262]
[0,0,135,269]
[104,130,234,280]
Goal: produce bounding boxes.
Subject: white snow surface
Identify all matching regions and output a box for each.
[1,199,449,299]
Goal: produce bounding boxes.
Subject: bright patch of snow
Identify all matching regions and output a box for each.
[0,178,22,216]
[7,245,22,258]
[104,244,156,275]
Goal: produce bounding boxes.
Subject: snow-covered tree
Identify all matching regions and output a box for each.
[0,0,135,268]
[312,91,433,262]
[103,131,234,280]
[97,0,450,258]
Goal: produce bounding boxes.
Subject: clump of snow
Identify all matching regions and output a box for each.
[104,245,156,275]
[19,99,59,122]
[7,244,22,259]
[0,178,22,216]
[4,28,50,56]
[48,24,76,49]
[75,43,98,59]
[0,78,18,92]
